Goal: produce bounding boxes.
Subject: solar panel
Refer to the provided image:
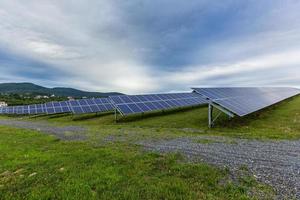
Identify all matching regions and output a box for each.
[44,101,72,114]
[8,106,14,114]
[68,98,114,114]
[28,104,46,115]
[23,105,29,114]
[193,87,300,116]
[110,92,207,115]
[1,107,8,114]
[14,106,25,114]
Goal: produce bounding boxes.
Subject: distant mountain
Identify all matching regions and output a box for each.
[0,83,122,98]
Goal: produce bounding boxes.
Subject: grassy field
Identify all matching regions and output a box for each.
[1,96,299,199]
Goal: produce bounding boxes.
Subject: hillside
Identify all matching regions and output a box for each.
[0,83,122,98]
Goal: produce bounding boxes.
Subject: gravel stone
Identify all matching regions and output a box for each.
[137,136,300,199]
[0,119,87,141]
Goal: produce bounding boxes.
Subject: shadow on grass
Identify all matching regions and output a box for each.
[27,113,72,119]
[72,112,113,121]
[117,105,207,123]
[47,113,72,119]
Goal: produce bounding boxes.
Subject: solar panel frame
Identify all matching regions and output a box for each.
[193,87,300,116]
[110,92,208,116]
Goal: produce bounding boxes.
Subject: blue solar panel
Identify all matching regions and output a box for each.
[1,107,8,114]
[23,106,29,114]
[68,98,114,114]
[28,105,35,114]
[193,87,300,116]
[14,106,24,114]
[44,101,72,114]
[110,92,207,115]
[27,104,46,114]
[0,107,4,114]
[3,107,8,114]
[8,107,14,114]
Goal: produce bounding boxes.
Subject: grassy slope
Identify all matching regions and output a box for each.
[0,126,273,200]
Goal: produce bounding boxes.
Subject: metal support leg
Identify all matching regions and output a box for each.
[208,103,234,128]
[208,104,213,128]
[115,109,117,123]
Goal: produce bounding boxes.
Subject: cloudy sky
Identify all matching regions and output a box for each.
[0,0,300,94]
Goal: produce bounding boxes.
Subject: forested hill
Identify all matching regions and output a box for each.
[0,83,122,98]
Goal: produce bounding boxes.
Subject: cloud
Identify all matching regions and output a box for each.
[0,0,300,93]
[167,48,300,82]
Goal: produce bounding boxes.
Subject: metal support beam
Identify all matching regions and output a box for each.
[208,102,234,128]
[115,109,118,123]
[208,104,213,128]
[210,103,234,118]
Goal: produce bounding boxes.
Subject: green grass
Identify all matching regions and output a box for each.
[0,126,274,200]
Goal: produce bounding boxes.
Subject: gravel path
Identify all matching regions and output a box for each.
[0,119,87,141]
[137,136,300,199]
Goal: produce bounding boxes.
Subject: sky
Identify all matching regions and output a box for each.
[0,0,300,94]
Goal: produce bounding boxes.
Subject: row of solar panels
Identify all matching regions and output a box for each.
[192,87,300,116]
[0,98,114,115]
[111,87,299,117]
[1,88,299,118]
[0,92,208,116]
[110,92,207,115]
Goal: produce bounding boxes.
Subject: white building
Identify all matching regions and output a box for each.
[0,101,7,107]
[34,95,49,99]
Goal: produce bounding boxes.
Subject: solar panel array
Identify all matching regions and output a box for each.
[44,101,72,114]
[28,104,46,114]
[0,104,45,115]
[0,98,115,115]
[69,98,114,114]
[193,87,300,116]
[1,87,299,120]
[110,92,207,115]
